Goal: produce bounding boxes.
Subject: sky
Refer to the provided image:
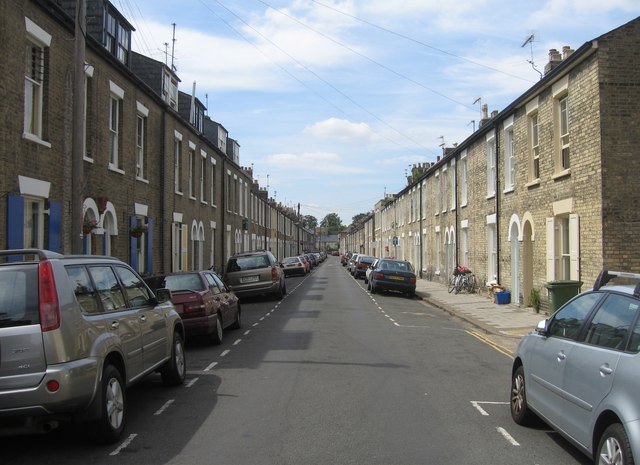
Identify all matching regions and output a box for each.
[115,0,640,225]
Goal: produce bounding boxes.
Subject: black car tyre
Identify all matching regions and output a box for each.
[596,424,635,465]
[92,364,126,444]
[210,313,224,345]
[162,331,186,385]
[510,366,535,426]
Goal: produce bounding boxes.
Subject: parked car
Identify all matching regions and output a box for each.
[511,270,640,465]
[0,249,186,443]
[223,251,286,300]
[363,258,379,284]
[352,255,376,279]
[305,253,317,269]
[145,270,240,345]
[282,256,307,277]
[299,255,311,274]
[367,259,417,298]
[346,253,360,273]
[341,253,350,267]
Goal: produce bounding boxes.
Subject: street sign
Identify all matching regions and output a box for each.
[392,236,398,246]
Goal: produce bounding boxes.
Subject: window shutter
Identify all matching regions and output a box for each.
[47,201,61,253]
[129,215,138,270]
[569,214,580,280]
[546,217,555,281]
[7,194,24,251]
[146,218,153,274]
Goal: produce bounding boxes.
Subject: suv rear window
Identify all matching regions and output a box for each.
[227,255,271,272]
[0,265,39,327]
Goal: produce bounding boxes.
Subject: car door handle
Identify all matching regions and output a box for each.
[110,321,119,329]
[600,364,613,376]
[557,352,566,362]
[140,315,147,322]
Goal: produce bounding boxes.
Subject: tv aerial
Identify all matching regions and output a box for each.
[521,33,542,79]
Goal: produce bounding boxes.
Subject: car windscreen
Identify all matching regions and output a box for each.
[147,274,205,292]
[0,265,39,327]
[227,256,270,272]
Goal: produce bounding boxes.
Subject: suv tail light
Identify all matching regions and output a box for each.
[271,266,278,280]
[38,260,60,331]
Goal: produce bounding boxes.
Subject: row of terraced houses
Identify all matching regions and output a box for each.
[342,17,640,310]
[1,0,316,276]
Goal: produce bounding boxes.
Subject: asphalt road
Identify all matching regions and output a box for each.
[3,258,590,465]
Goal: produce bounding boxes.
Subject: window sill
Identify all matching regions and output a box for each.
[526,179,541,188]
[175,190,183,196]
[503,186,515,195]
[486,194,496,201]
[201,199,208,205]
[22,132,51,148]
[552,168,571,180]
[136,177,149,184]
[108,165,125,175]
[189,195,197,201]
[83,156,94,163]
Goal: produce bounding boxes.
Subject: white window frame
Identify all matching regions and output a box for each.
[210,158,217,207]
[108,82,124,173]
[188,142,196,200]
[460,150,468,207]
[24,196,45,249]
[135,102,149,181]
[174,131,183,194]
[486,131,496,198]
[504,116,515,192]
[553,77,570,175]
[200,149,207,203]
[441,166,448,214]
[24,18,51,146]
[449,160,456,210]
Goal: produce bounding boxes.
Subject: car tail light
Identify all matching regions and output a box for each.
[374,272,384,280]
[410,277,416,284]
[183,300,206,315]
[271,266,278,280]
[38,260,60,332]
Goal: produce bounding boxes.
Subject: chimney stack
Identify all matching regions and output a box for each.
[562,45,574,60]
[544,48,562,75]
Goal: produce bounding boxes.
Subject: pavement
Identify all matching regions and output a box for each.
[413,278,546,341]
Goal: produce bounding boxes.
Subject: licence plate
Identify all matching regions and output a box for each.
[241,275,259,283]
[389,276,405,281]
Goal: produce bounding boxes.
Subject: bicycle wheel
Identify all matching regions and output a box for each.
[448,275,457,293]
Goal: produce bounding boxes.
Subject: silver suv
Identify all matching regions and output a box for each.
[511,270,640,465]
[223,251,286,300]
[0,249,186,443]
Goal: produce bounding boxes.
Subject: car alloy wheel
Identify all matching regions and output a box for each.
[510,366,534,426]
[597,424,633,465]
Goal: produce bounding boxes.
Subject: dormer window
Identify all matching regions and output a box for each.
[162,71,178,109]
[104,9,131,65]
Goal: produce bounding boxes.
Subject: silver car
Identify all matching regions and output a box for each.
[511,270,640,465]
[0,249,186,443]
[223,251,286,300]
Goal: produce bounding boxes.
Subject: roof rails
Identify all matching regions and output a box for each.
[0,249,64,262]
[594,270,640,297]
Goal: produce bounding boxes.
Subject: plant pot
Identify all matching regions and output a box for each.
[130,230,143,238]
[83,226,92,234]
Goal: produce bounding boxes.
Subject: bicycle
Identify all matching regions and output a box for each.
[448,271,476,294]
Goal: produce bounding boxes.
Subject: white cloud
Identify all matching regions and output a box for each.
[266,151,367,173]
[305,118,375,140]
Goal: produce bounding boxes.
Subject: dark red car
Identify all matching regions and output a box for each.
[145,270,240,344]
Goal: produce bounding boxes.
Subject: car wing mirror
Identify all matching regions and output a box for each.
[535,318,549,336]
[155,288,172,304]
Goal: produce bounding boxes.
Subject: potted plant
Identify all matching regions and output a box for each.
[130,223,148,238]
[83,218,98,234]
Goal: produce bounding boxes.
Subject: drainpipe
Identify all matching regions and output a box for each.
[455,160,459,269]
[419,179,424,278]
[221,157,226,265]
[495,122,501,283]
